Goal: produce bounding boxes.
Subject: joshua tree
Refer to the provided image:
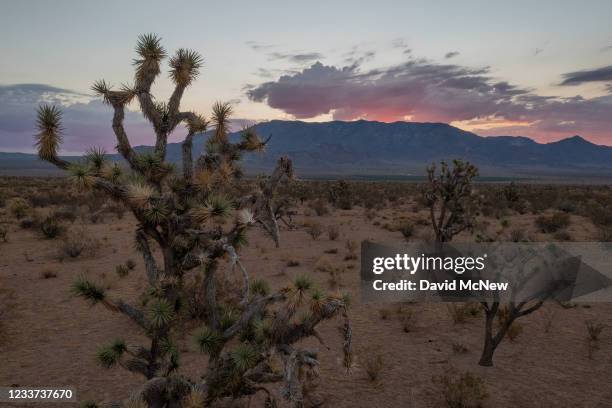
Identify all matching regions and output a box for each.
[478,246,576,366]
[36,34,351,407]
[422,160,479,242]
[327,180,353,210]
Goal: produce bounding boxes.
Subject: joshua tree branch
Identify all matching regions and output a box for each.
[136,230,160,285]
[182,131,195,181]
[110,102,138,169]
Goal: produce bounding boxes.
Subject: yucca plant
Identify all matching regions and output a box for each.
[422,160,479,242]
[36,34,350,407]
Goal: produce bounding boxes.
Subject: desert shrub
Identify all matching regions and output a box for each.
[125,259,136,270]
[306,222,323,240]
[553,230,572,241]
[399,223,413,239]
[40,269,58,279]
[40,215,64,239]
[500,218,510,228]
[309,199,329,216]
[59,229,99,259]
[9,198,30,219]
[596,227,612,241]
[364,208,376,221]
[286,259,300,267]
[327,224,340,240]
[362,348,384,383]
[556,199,577,213]
[433,371,488,408]
[53,205,78,223]
[535,212,570,233]
[0,226,7,242]
[379,307,392,320]
[19,217,36,229]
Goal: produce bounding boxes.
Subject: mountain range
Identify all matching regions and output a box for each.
[2,120,612,181]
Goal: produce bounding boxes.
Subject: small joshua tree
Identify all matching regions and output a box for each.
[36,34,351,407]
[422,160,478,242]
[477,247,576,366]
[327,180,353,210]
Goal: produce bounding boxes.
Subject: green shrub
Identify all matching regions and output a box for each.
[9,198,30,219]
[400,223,413,239]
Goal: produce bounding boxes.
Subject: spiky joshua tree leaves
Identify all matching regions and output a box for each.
[36,34,351,407]
[422,160,479,242]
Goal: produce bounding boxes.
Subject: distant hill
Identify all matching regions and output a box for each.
[3,120,612,181]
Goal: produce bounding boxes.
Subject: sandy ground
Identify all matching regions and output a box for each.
[1,203,612,407]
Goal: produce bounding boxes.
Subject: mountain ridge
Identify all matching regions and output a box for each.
[2,119,612,180]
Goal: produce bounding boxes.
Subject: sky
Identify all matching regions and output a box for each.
[1,0,612,153]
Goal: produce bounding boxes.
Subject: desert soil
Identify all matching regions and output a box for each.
[1,204,611,407]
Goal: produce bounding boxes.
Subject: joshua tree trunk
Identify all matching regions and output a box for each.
[479,300,543,366]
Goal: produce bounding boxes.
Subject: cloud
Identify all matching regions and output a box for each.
[445,51,460,59]
[246,59,612,144]
[245,40,279,51]
[560,65,612,86]
[0,83,153,153]
[391,38,410,50]
[267,51,324,64]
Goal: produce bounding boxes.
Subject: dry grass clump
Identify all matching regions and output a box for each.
[447,303,481,324]
[327,224,340,240]
[433,370,488,408]
[585,320,604,342]
[585,319,605,359]
[361,347,385,384]
[306,222,323,240]
[115,264,130,278]
[344,239,358,261]
[452,342,469,354]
